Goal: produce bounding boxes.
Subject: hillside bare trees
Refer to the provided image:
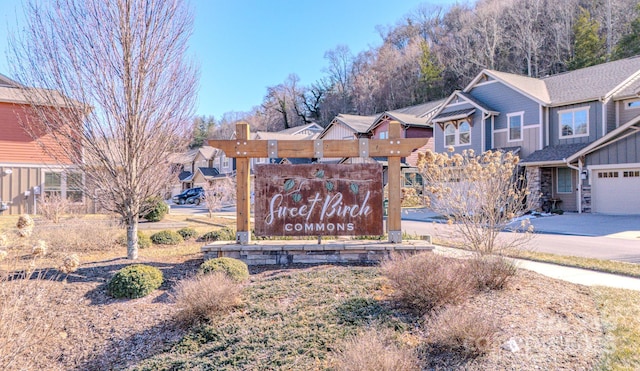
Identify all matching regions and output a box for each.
[11,0,197,259]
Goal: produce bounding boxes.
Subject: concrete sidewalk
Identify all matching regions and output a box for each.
[435,246,640,291]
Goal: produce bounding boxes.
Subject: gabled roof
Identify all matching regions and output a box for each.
[178,171,193,182]
[320,114,377,138]
[197,146,216,160]
[0,73,21,88]
[466,56,640,107]
[369,99,446,131]
[519,143,590,166]
[430,90,498,124]
[277,123,323,135]
[543,56,640,105]
[471,70,551,104]
[567,113,640,162]
[198,167,220,177]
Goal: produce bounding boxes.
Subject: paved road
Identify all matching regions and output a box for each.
[401,220,640,263]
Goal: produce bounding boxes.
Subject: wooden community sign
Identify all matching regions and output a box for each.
[254,163,383,237]
[208,121,427,244]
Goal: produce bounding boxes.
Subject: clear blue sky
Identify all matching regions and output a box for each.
[1,0,460,119]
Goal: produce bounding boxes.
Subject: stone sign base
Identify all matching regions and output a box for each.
[201,239,434,265]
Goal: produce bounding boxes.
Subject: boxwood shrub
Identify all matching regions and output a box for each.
[141,197,169,222]
[198,227,236,242]
[116,231,152,249]
[150,230,184,245]
[107,264,163,299]
[177,227,199,240]
[199,257,249,282]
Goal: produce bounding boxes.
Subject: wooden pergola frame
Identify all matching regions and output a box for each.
[209,121,427,244]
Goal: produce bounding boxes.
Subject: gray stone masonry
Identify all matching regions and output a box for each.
[202,239,435,265]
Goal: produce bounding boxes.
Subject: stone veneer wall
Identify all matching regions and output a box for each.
[525,166,542,211]
[581,184,591,213]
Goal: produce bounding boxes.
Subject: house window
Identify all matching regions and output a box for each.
[598,171,619,178]
[379,131,388,139]
[459,122,470,144]
[44,172,62,198]
[66,172,84,202]
[623,170,640,177]
[444,124,456,146]
[44,171,84,201]
[222,155,229,169]
[559,108,588,138]
[626,99,640,109]
[557,168,572,193]
[444,120,471,147]
[508,112,523,141]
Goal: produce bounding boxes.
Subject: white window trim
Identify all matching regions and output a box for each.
[379,130,388,139]
[507,111,524,142]
[43,170,85,203]
[558,107,589,139]
[443,121,472,147]
[222,155,230,169]
[556,168,573,194]
[624,98,640,110]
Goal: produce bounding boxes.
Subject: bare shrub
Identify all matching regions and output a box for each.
[468,256,518,290]
[427,305,499,357]
[16,214,34,237]
[418,149,537,256]
[203,177,235,218]
[0,268,65,370]
[381,253,475,314]
[32,240,48,257]
[173,271,242,325]
[330,328,421,371]
[59,253,80,274]
[38,192,69,223]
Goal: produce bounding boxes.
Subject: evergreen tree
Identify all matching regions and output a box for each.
[613,4,640,60]
[419,41,445,100]
[568,8,605,70]
[189,116,216,149]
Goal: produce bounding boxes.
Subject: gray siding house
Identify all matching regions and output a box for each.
[432,56,640,215]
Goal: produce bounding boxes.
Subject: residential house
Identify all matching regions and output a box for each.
[174,145,234,194]
[431,56,640,214]
[0,73,83,215]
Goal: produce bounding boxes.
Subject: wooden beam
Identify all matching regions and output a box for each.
[235,122,251,244]
[208,138,428,158]
[387,121,402,243]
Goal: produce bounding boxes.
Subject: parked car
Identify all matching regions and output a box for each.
[186,191,205,205]
[172,187,203,205]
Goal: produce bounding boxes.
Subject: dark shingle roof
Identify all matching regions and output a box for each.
[198,167,220,177]
[433,108,476,122]
[178,171,192,181]
[543,56,640,104]
[520,143,590,164]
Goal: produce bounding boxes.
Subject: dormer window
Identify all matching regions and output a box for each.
[559,107,589,139]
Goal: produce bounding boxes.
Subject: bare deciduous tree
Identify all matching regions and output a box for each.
[10,0,198,259]
[418,149,537,255]
[203,178,235,219]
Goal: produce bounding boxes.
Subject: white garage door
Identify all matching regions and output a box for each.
[592,168,640,214]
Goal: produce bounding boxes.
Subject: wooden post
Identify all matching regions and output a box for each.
[387,120,402,243]
[235,122,251,244]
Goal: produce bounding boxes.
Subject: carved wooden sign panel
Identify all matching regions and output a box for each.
[254,164,383,236]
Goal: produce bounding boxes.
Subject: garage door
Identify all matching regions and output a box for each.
[592,168,640,214]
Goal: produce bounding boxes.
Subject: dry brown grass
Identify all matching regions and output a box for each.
[173,271,242,326]
[381,253,475,313]
[0,266,66,370]
[426,305,499,357]
[330,328,421,371]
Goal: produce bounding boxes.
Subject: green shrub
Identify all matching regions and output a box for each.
[141,197,169,222]
[116,231,152,249]
[199,257,249,282]
[177,227,198,240]
[198,227,236,242]
[107,264,163,299]
[150,230,184,245]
